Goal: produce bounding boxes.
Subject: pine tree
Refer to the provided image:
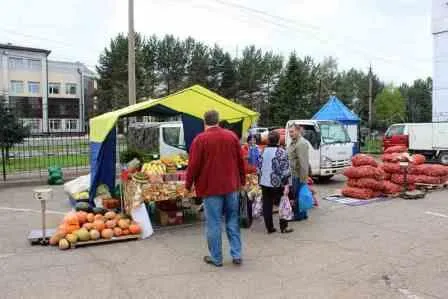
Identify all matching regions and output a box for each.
[269,54,319,126]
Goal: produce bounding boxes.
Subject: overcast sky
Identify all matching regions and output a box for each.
[0,0,433,84]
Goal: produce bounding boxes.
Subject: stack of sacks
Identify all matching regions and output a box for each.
[342,154,385,199]
[381,148,414,194]
[409,163,448,185]
[381,148,448,191]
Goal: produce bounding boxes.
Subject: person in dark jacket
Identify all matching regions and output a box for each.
[186,110,246,267]
[258,130,293,234]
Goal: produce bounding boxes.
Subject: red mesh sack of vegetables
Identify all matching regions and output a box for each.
[382,181,402,194]
[352,154,378,167]
[439,176,448,184]
[390,174,418,185]
[414,175,442,185]
[343,166,383,179]
[347,178,383,191]
[384,145,407,154]
[408,164,426,175]
[382,162,403,174]
[381,153,402,163]
[341,187,374,199]
[410,154,426,165]
[421,164,448,177]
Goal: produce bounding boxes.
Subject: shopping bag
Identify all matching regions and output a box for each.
[279,195,294,220]
[131,203,154,239]
[239,191,252,228]
[252,195,263,219]
[298,183,313,212]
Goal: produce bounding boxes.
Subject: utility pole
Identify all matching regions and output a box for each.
[368,64,373,133]
[128,0,136,106]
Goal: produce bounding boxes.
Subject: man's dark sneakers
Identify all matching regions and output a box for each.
[203,256,223,267]
[232,258,242,266]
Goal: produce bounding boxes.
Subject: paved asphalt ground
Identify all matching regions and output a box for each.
[1,176,448,299]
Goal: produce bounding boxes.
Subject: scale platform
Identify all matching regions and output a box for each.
[28,228,56,245]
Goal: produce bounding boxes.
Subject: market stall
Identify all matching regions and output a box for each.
[87,85,258,226]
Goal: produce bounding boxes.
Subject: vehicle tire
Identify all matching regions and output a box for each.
[318,175,334,183]
[439,152,448,165]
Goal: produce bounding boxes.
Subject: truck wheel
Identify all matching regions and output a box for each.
[318,175,334,183]
[439,152,448,165]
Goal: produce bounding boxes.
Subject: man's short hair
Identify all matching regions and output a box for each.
[204,110,220,126]
[289,123,303,130]
[268,130,280,146]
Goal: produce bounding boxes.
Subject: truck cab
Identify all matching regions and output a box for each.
[285,120,353,180]
[128,121,187,158]
[383,123,409,151]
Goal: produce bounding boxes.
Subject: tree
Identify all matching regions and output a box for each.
[0,100,30,179]
[156,35,190,95]
[236,45,265,110]
[400,77,432,123]
[334,68,384,123]
[316,56,338,104]
[96,33,148,113]
[375,86,406,128]
[269,53,319,126]
[258,52,283,124]
[185,40,210,87]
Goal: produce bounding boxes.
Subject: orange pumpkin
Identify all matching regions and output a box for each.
[129,224,141,235]
[94,214,105,222]
[113,227,122,237]
[87,213,95,223]
[122,229,130,236]
[76,211,88,225]
[93,220,105,232]
[66,224,80,234]
[101,228,114,239]
[63,212,79,226]
[58,224,69,236]
[118,219,130,229]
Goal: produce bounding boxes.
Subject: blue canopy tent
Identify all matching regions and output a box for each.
[312,96,361,154]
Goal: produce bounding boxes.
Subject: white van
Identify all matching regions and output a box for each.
[285,120,353,180]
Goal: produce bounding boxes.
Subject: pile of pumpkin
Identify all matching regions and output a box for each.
[50,210,141,250]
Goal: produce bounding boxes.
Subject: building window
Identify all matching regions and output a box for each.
[8,57,25,69]
[28,81,40,94]
[65,83,77,95]
[49,119,62,131]
[10,80,24,94]
[65,119,78,130]
[28,59,42,70]
[49,83,61,95]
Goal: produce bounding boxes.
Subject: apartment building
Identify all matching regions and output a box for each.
[0,43,96,134]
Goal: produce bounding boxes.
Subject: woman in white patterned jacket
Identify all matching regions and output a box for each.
[258,130,293,234]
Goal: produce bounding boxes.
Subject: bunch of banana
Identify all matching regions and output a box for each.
[142,160,167,175]
[172,154,189,169]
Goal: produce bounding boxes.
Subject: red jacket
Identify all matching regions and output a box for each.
[186,127,245,197]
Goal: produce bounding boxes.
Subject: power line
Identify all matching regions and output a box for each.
[209,0,431,62]
[194,0,431,69]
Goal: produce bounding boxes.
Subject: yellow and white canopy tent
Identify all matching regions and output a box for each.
[88,85,259,203]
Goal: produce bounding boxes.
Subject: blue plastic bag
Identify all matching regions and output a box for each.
[298,183,313,212]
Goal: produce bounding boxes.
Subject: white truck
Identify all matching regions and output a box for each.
[128,121,187,157]
[408,122,448,164]
[285,120,353,181]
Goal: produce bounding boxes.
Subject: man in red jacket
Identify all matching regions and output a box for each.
[186,110,245,267]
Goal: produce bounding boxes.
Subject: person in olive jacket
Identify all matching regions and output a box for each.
[287,123,310,220]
